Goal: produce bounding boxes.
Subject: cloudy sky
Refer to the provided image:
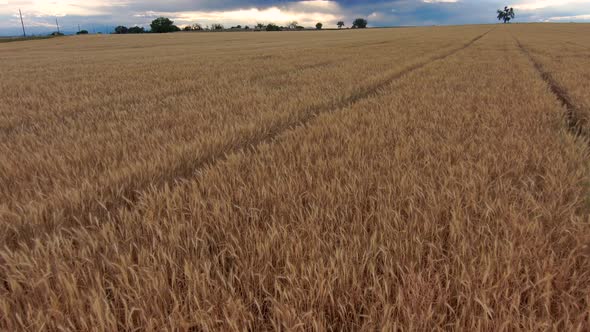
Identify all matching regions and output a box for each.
[1,0,589,35]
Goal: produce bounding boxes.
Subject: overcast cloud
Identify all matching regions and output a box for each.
[1,0,589,36]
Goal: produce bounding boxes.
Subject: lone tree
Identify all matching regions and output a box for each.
[352,18,368,28]
[114,25,128,34]
[76,30,88,35]
[150,17,180,33]
[288,21,298,29]
[337,21,345,29]
[497,6,515,23]
[316,22,323,30]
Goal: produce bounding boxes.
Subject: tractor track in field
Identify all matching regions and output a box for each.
[5,29,493,251]
[515,37,587,140]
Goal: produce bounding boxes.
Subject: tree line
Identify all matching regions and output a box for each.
[113,17,369,34]
[102,6,517,36]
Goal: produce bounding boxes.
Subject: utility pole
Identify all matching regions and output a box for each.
[19,9,26,37]
[78,24,81,33]
[55,17,60,33]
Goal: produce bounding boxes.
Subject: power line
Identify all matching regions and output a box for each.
[19,9,26,37]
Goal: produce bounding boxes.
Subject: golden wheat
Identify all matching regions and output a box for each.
[1,24,589,330]
[0,26,487,248]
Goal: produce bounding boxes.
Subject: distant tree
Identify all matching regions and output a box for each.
[211,23,224,30]
[497,6,515,23]
[244,25,250,30]
[50,31,64,36]
[183,25,192,31]
[114,25,128,34]
[256,23,266,30]
[288,21,298,29]
[316,22,323,30]
[76,30,89,35]
[192,23,203,30]
[296,25,305,30]
[337,21,345,29]
[352,18,368,28]
[266,23,281,31]
[150,17,180,33]
[128,26,145,33]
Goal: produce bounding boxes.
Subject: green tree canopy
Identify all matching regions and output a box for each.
[352,18,368,29]
[266,23,281,31]
[114,26,128,34]
[128,26,145,33]
[497,7,515,23]
[150,17,180,33]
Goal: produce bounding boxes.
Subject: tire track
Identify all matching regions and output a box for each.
[5,29,493,250]
[515,38,587,139]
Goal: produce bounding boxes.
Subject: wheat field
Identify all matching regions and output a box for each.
[1,24,589,330]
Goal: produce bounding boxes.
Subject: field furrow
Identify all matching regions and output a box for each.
[512,24,590,137]
[516,38,588,140]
